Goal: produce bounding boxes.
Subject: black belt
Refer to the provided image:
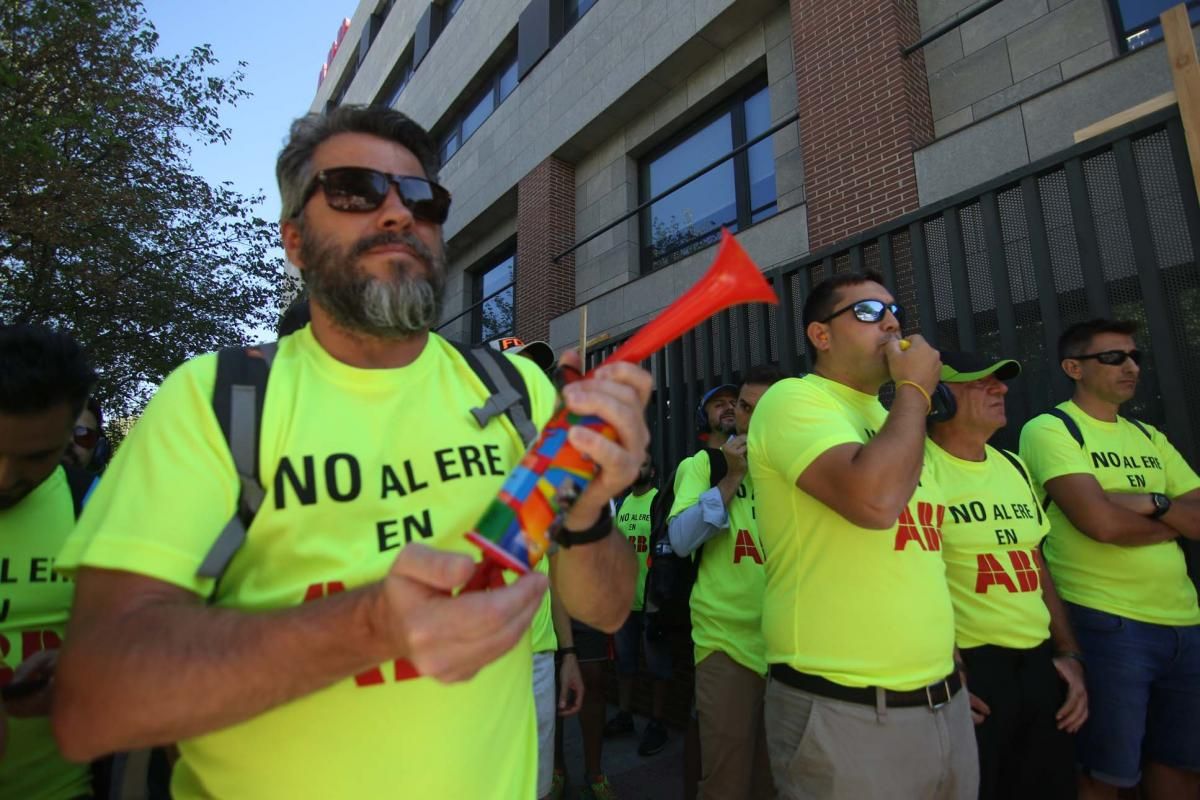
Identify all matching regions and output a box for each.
[769,664,962,710]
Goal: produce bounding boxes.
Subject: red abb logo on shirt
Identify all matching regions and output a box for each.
[0,629,61,685]
[975,549,1041,594]
[732,530,763,564]
[894,501,945,551]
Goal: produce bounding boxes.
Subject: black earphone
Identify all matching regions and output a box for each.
[929,383,957,423]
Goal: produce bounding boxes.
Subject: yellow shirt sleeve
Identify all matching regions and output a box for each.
[1154,428,1200,498]
[1013,451,1052,541]
[57,353,236,596]
[756,378,867,485]
[668,453,710,521]
[1019,412,1091,487]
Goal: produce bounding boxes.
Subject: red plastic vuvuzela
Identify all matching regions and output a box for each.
[602,229,778,366]
[392,229,777,681]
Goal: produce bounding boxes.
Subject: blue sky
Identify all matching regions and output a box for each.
[143,0,355,224]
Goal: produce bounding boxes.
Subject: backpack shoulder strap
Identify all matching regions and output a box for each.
[199,342,276,585]
[1046,408,1085,449]
[704,447,728,487]
[449,341,537,447]
[63,466,97,519]
[995,448,1043,526]
[1123,416,1154,441]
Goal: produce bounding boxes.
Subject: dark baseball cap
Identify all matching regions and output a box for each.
[940,351,1021,383]
[697,384,739,415]
[489,336,556,372]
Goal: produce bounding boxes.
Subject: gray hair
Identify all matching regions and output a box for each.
[276,105,441,223]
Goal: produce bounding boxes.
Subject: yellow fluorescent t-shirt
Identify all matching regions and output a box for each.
[924,441,1051,650]
[1020,401,1200,625]
[669,451,767,675]
[57,329,556,798]
[747,374,955,690]
[616,488,656,612]
[0,467,92,800]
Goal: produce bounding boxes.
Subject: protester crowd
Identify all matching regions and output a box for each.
[1,105,1198,800]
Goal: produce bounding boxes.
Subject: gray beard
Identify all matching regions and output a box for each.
[300,227,446,339]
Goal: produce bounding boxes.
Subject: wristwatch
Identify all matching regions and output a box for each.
[1150,492,1172,519]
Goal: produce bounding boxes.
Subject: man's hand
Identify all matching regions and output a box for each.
[884,334,941,394]
[374,544,549,684]
[968,691,991,726]
[721,435,748,477]
[557,653,584,716]
[556,350,653,531]
[5,649,57,718]
[1053,656,1088,733]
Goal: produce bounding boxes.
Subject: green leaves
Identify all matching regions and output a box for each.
[0,0,288,417]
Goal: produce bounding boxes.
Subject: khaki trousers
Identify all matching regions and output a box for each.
[765,677,979,800]
[696,651,777,800]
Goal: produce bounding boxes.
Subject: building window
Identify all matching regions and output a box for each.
[639,80,777,272]
[564,0,597,32]
[473,252,515,343]
[376,51,414,108]
[444,0,465,26]
[439,52,520,165]
[1110,0,1200,51]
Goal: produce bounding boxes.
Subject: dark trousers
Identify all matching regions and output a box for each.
[960,641,1076,800]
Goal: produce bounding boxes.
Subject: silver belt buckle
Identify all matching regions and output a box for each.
[926,679,952,710]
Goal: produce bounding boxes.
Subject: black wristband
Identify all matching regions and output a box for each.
[553,503,614,548]
[558,646,577,657]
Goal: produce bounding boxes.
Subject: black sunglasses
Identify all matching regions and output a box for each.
[1071,349,1142,366]
[297,167,452,224]
[821,299,905,325]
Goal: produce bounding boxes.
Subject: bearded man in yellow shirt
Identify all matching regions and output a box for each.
[747,270,977,799]
[926,351,1087,800]
[50,106,647,799]
[668,365,784,800]
[1020,318,1200,800]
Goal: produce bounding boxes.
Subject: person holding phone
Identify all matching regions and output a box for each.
[0,324,97,799]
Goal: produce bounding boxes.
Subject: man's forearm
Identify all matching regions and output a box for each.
[1038,561,1081,654]
[54,579,390,761]
[716,469,744,506]
[1078,494,1178,546]
[549,580,573,647]
[849,389,928,516]
[668,489,727,556]
[550,529,636,633]
[1161,496,1200,540]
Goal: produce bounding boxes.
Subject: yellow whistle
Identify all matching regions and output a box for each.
[899,339,911,351]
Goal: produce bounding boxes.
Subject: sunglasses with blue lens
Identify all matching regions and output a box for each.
[821,299,905,326]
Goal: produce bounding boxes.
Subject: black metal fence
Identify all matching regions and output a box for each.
[586,107,1200,481]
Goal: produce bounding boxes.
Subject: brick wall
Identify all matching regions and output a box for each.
[790,0,934,249]
[515,156,576,343]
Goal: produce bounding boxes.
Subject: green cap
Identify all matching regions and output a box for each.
[939,350,1021,383]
